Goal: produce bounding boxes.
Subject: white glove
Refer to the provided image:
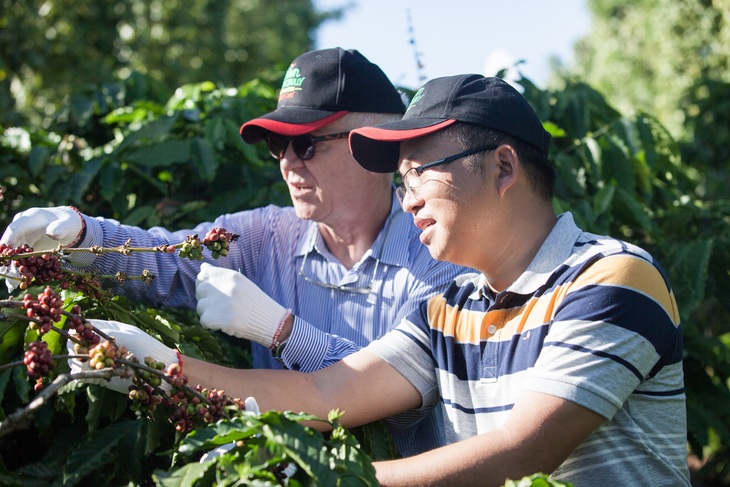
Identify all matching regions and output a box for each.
[244,396,261,415]
[67,319,179,394]
[1,206,94,291]
[1,206,85,251]
[195,262,289,348]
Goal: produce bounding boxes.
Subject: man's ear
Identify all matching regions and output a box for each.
[495,144,519,195]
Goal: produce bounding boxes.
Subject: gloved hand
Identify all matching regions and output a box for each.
[1,206,93,291]
[195,262,289,348]
[1,206,85,251]
[67,319,180,394]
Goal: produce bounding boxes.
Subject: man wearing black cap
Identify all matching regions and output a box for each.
[3,48,470,457]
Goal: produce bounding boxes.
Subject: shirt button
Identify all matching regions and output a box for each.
[487,324,497,335]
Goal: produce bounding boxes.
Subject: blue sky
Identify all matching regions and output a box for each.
[314,0,592,90]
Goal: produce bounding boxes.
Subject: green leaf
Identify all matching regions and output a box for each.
[204,117,225,151]
[64,420,142,485]
[178,415,264,454]
[125,140,191,167]
[543,121,566,139]
[0,314,25,365]
[123,205,157,227]
[11,366,30,404]
[68,157,105,206]
[153,461,214,487]
[614,188,655,234]
[592,184,616,221]
[503,473,573,486]
[666,238,713,318]
[0,369,12,416]
[602,133,635,193]
[27,146,50,178]
[116,115,178,151]
[191,137,218,182]
[99,161,122,202]
[85,385,129,432]
[350,421,399,461]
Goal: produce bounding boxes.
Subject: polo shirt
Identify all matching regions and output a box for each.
[368,212,690,485]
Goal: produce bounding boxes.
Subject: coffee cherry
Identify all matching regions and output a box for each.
[23,286,64,335]
[24,341,54,383]
[202,228,239,259]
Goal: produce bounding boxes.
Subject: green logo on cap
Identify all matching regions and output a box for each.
[407,87,426,112]
[279,64,306,101]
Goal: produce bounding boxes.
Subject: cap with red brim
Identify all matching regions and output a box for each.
[239,47,405,144]
[241,111,347,143]
[349,74,551,173]
[349,119,457,173]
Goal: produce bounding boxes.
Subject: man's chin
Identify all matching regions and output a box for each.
[292,202,317,221]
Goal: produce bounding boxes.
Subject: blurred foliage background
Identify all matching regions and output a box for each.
[0,0,729,485]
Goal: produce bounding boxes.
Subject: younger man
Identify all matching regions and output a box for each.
[79,74,690,486]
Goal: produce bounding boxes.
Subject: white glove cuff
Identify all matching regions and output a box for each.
[245,292,289,347]
[65,215,102,267]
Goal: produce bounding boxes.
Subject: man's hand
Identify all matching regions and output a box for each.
[67,319,179,394]
[195,263,290,348]
[1,206,85,251]
[1,206,92,291]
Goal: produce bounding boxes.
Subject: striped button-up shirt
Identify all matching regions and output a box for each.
[81,192,471,456]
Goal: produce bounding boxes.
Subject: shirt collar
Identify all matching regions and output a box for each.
[471,212,581,300]
[505,212,581,295]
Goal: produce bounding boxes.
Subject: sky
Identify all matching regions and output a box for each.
[313,0,592,90]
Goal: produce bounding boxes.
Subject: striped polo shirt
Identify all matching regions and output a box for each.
[367,212,690,485]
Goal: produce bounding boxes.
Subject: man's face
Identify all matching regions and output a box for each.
[278,118,387,225]
[398,131,493,266]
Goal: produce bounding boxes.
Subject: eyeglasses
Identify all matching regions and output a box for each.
[297,216,393,294]
[265,131,351,161]
[395,145,498,204]
[297,247,381,294]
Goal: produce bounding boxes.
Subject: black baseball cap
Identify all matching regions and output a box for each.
[349,74,552,173]
[240,48,406,144]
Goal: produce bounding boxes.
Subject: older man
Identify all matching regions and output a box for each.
[2,48,470,457]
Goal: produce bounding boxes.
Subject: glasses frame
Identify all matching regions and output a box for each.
[266,131,351,161]
[395,145,498,204]
[297,247,381,294]
[297,215,394,294]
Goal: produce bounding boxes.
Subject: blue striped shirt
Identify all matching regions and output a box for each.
[368,212,690,484]
[78,193,470,456]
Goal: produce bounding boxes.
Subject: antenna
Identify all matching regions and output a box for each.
[406,9,427,87]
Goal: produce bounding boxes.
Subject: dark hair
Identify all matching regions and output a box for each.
[445,123,556,201]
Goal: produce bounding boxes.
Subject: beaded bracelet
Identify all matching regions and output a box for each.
[69,206,86,247]
[270,309,292,350]
[175,350,184,374]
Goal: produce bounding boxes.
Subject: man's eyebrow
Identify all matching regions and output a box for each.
[398,148,425,175]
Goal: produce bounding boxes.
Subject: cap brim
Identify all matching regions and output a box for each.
[240,110,348,143]
[349,119,456,173]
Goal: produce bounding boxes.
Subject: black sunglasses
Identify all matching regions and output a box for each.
[265,131,351,161]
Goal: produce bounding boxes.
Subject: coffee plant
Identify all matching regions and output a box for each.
[0,232,558,487]
[1,69,728,484]
[0,231,385,486]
